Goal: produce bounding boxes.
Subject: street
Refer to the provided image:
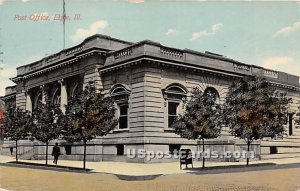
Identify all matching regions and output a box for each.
[0,166,300,191]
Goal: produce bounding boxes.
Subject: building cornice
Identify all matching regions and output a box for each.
[99,56,243,78]
[10,48,107,83]
[99,56,300,92]
[102,41,300,89]
[268,81,300,92]
[0,93,16,101]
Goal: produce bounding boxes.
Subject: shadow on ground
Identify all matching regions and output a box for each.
[186,162,300,175]
[186,163,276,171]
[3,161,92,173]
[1,160,300,181]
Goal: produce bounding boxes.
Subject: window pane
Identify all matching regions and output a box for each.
[117,144,124,155]
[168,102,179,115]
[64,145,72,155]
[119,116,128,129]
[120,105,128,115]
[169,144,181,155]
[168,116,177,127]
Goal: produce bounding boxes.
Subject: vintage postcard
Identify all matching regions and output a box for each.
[0,0,300,191]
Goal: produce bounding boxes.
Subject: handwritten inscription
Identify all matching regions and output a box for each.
[14,13,82,21]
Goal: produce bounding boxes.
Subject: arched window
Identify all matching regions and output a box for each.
[110,85,130,102]
[68,81,83,99]
[51,88,61,107]
[70,83,78,98]
[203,87,220,103]
[33,92,42,109]
[110,84,131,129]
[163,83,187,128]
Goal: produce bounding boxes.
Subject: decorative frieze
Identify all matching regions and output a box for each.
[263,69,278,78]
[160,47,183,59]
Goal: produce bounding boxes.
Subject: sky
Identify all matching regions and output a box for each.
[0,0,299,96]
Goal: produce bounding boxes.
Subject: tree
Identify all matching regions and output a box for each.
[224,76,290,166]
[62,81,118,170]
[3,107,33,162]
[0,101,4,143]
[32,102,63,165]
[172,87,223,168]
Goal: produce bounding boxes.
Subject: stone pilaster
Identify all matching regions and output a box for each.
[40,85,46,104]
[59,79,67,114]
[94,68,103,92]
[25,90,32,113]
[15,88,26,111]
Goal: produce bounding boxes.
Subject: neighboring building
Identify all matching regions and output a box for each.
[1,34,300,162]
[0,100,4,143]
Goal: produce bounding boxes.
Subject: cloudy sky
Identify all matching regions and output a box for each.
[0,0,300,96]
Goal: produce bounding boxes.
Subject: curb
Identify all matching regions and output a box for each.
[187,163,300,175]
[0,162,91,173]
[1,161,300,181]
[0,162,162,180]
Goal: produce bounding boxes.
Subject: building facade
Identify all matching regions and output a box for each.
[1,34,300,162]
[0,100,4,143]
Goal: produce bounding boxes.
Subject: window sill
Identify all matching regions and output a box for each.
[113,128,130,133]
[164,128,175,132]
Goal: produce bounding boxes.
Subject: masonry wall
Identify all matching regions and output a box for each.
[95,63,262,163]
[6,58,300,163]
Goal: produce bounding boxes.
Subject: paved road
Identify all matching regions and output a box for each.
[0,166,300,191]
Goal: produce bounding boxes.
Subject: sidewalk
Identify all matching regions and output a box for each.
[0,155,299,176]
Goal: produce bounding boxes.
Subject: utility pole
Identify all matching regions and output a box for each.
[63,0,66,50]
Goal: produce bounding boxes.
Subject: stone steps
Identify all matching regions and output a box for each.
[0,140,34,160]
[260,132,300,160]
[261,152,300,160]
[261,142,300,147]
[293,129,300,136]
[261,135,300,145]
[0,147,34,160]
[0,148,13,156]
[19,149,34,160]
[277,147,300,153]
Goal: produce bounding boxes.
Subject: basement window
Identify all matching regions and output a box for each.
[169,144,181,155]
[117,144,124,156]
[64,145,72,155]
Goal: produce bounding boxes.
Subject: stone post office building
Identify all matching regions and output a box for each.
[1,34,300,162]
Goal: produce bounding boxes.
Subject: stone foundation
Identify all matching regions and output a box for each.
[2,138,261,163]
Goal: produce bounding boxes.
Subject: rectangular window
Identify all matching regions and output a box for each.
[168,102,179,128]
[64,145,72,155]
[117,144,124,155]
[119,104,128,129]
[169,144,181,155]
